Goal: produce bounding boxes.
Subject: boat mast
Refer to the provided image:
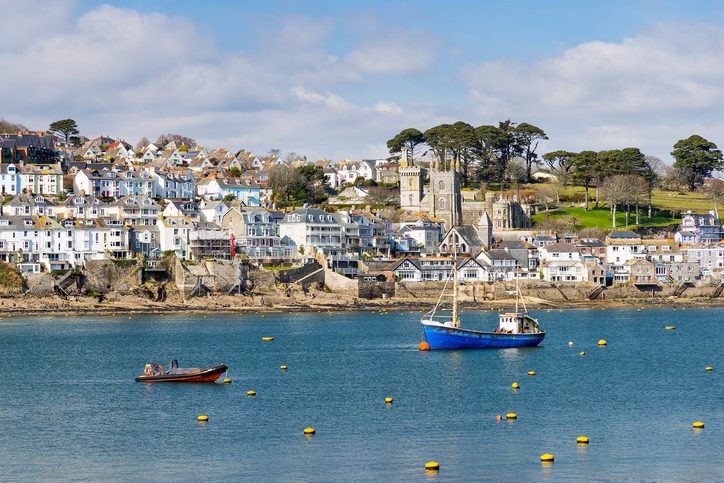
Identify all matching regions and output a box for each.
[515,277,519,313]
[452,229,459,328]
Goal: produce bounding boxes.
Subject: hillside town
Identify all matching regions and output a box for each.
[0,128,723,299]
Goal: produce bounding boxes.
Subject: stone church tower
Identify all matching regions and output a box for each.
[398,146,423,211]
[429,155,462,228]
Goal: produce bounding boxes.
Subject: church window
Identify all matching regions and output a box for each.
[438,180,445,191]
[438,198,445,210]
[408,194,413,205]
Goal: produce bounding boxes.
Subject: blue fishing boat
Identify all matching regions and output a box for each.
[421,235,545,350]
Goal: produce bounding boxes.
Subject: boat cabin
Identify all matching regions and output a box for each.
[498,312,539,334]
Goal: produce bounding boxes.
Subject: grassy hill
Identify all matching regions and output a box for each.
[521,184,716,232]
[532,207,677,231]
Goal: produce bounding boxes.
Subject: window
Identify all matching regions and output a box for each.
[438,180,445,191]
[438,198,445,210]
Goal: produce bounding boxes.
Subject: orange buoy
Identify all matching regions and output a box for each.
[496,415,503,421]
[419,341,430,351]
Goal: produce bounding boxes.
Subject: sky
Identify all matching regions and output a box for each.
[2,0,724,162]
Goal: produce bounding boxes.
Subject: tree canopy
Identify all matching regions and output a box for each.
[49,119,80,145]
[671,135,723,190]
[386,128,425,162]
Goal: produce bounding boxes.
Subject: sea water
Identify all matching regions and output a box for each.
[0,308,721,481]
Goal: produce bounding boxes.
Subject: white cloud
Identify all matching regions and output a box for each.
[0,2,442,160]
[462,22,724,160]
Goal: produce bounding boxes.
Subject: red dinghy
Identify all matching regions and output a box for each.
[135,360,228,383]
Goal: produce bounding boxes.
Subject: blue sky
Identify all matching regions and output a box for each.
[3,0,724,161]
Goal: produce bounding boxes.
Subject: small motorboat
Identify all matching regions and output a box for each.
[135,359,228,383]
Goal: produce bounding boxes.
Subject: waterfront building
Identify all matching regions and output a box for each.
[221,207,296,264]
[0,215,129,271]
[605,230,645,266]
[279,207,343,256]
[541,259,586,282]
[539,242,581,263]
[476,249,518,281]
[157,217,193,259]
[674,211,723,244]
[682,244,724,274]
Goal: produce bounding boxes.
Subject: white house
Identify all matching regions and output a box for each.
[539,243,581,263]
[0,163,20,195]
[605,231,645,266]
[0,215,129,271]
[19,163,63,195]
[151,170,195,200]
[199,200,231,225]
[279,207,343,255]
[157,217,193,259]
[541,260,586,282]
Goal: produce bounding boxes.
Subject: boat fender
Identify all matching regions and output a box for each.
[144,364,152,376]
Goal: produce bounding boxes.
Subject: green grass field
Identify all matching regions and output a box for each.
[532,207,678,230]
[524,184,715,231]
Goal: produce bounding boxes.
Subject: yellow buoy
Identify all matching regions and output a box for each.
[576,435,590,444]
[540,453,555,462]
[692,421,705,429]
[246,390,256,396]
[385,397,393,404]
[665,326,675,330]
[528,371,536,376]
[598,339,607,346]
[425,461,440,471]
[704,366,713,371]
[262,337,273,341]
[197,415,208,422]
[506,413,517,420]
[303,427,316,435]
[579,351,586,356]
[280,364,288,370]
[511,382,520,390]
[223,378,232,384]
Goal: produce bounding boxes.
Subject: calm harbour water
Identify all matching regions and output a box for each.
[0,307,721,482]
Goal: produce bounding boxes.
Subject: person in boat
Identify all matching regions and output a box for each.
[144,363,152,376]
[153,362,166,375]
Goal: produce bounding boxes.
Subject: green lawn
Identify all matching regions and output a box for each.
[532,207,678,231]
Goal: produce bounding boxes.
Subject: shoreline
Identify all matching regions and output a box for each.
[1,294,722,318]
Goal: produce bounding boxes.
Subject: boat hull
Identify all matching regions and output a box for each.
[135,364,228,382]
[423,324,545,349]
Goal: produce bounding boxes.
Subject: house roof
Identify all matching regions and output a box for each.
[543,243,579,253]
[607,230,640,239]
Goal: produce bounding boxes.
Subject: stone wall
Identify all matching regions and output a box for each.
[324,268,357,293]
[175,259,241,297]
[358,281,395,299]
[84,259,142,294]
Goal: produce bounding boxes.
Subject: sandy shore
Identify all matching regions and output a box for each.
[0,291,722,318]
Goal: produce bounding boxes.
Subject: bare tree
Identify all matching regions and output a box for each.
[602,175,630,228]
[156,133,196,148]
[285,151,306,164]
[135,137,150,150]
[700,178,724,218]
